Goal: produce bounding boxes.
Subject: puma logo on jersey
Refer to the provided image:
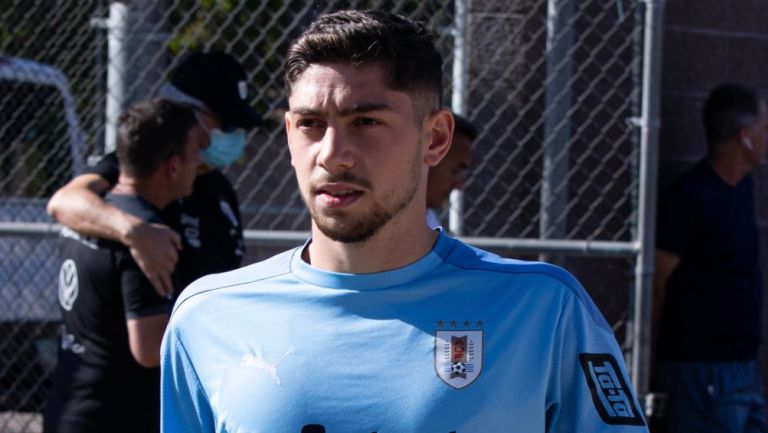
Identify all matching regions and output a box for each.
[241,349,294,385]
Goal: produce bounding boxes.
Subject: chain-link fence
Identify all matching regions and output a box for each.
[0,0,655,430]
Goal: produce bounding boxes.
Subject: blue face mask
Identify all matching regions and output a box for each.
[201,128,246,169]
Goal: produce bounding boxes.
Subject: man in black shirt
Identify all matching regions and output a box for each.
[44,99,205,433]
[47,51,261,293]
[654,82,768,432]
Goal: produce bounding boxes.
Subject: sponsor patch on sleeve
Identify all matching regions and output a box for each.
[578,353,646,426]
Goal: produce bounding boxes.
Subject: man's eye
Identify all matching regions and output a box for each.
[357,117,379,126]
[297,119,320,128]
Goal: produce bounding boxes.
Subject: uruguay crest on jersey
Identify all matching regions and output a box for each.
[434,321,483,389]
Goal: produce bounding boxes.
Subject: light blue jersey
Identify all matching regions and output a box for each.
[161,232,647,433]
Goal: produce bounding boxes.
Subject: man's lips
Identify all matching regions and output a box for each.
[313,183,364,208]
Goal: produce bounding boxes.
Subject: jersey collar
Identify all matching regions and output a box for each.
[290,230,454,291]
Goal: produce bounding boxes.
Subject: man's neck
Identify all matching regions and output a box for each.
[305,208,438,274]
[708,148,751,186]
[113,174,172,209]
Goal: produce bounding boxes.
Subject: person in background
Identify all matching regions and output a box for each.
[161,10,647,433]
[425,113,476,229]
[654,82,768,433]
[44,99,204,433]
[46,51,261,294]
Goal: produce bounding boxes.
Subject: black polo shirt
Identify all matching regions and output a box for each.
[657,159,762,361]
[44,194,174,433]
[84,152,245,289]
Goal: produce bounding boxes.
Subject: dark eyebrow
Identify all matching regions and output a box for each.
[290,102,393,117]
[290,106,322,116]
[338,102,392,116]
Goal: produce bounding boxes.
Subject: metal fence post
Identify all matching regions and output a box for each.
[105,1,127,153]
[541,0,575,246]
[449,0,469,236]
[632,0,665,406]
[104,0,169,154]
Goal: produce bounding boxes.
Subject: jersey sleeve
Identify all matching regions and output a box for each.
[546,292,648,432]
[161,320,215,433]
[118,251,174,318]
[84,152,120,187]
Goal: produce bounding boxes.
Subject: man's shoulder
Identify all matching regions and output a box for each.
[59,226,121,266]
[168,170,238,219]
[107,194,163,224]
[445,238,582,288]
[443,238,612,331]
[191,169,237,198]
[666,160,720,197]
[172,247,298,312]
[83,152,119,185]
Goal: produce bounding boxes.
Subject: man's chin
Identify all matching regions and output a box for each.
[316,223,379,244]
[312,212,388,244]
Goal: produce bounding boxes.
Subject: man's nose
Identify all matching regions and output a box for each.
[317,127,354,171]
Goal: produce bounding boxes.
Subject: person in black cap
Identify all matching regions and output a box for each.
[47,51,262,296]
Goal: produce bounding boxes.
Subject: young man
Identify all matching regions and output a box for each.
[44,99,204,433]
[654,83,768,432]
[46,51,260,295]
[426,113,476,229]
[161,10,647,432]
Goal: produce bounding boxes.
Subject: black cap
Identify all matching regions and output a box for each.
[170,51,262,130]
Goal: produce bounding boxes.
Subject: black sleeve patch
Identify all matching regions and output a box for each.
[578,353,646,426]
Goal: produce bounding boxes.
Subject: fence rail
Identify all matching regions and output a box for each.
[0,223,641,256]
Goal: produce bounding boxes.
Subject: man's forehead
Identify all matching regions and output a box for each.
[290,102,394,117]
[287,63,412,114]
[291,63,384,91]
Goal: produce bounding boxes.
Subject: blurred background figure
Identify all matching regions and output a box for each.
[44,99,203,433]
[47,51,262,295]
[426,113,476,230]
[654,82,768,433]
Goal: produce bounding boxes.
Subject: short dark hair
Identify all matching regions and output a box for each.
[283,9,443,118]
[453,114,478,141]
[703,82,763,154]
[117,98,198,178]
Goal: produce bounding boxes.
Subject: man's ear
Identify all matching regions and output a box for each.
[423,108,454,168]
[166,155,182,180]
[738,126,749,142]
